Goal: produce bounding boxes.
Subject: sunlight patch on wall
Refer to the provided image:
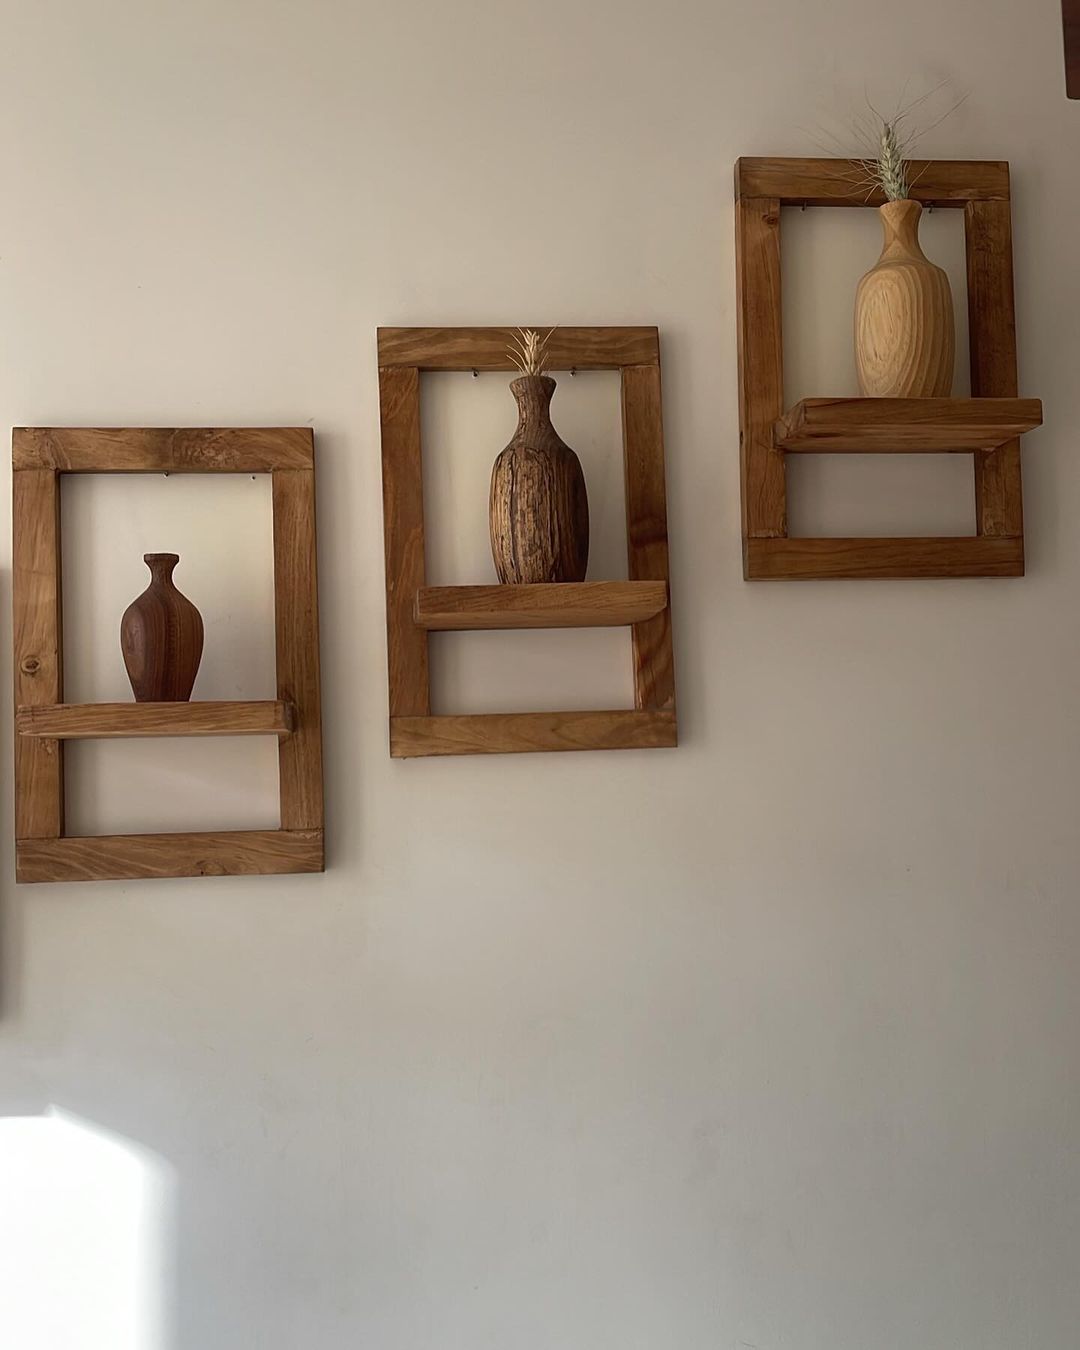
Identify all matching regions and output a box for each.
[0,1109,173,1350]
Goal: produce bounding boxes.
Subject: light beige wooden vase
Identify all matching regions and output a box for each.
[854,199,954,397]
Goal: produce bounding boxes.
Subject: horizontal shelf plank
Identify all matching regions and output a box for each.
[17,701,295,739]
[735,157,1010,206]
[390,709,677,757]
[774,398,1043,453]
[16,829,324,883]
[377,326,659,371]
[13,427,313,472]
[746,535,1024,580]
[414,581,668,631]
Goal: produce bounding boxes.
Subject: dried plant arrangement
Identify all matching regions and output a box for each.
[808,82,967,201]
[506,326,555,377]
[850,86,965,201]
[810,85,967,397]
[855,111,912,201]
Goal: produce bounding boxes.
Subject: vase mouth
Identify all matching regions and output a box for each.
[510,374,556,391]
[144,552,180,569]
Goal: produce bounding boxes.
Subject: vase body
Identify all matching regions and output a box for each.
[854,199,954,397]
[489,374,589,583]
[120,553,204,701]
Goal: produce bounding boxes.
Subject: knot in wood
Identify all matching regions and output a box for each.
[20,656,41,675]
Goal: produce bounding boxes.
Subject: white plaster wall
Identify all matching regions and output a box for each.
[0,2,1078,1347]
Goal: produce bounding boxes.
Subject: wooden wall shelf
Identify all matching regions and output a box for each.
[17,701,295,740]
[735,157,1042,579]
[775,398,1042,454]
[413,581,668,631]
[378,326,676,756]
[12,427,324,883]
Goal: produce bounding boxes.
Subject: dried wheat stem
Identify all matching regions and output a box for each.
[507,326,556,377]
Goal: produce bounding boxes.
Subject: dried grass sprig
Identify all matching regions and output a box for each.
[804,82,967,203]
[857,117,910,201]
[507,326,556,377]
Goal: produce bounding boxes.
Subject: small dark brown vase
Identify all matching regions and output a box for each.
[120,553,204,702]
[489,374,589,584]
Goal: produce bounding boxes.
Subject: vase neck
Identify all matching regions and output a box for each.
[877,199,928,263]
[144,552,179,584]
[510,375,556,431]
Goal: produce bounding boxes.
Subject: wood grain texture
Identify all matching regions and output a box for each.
[16,829,324,884]
[1066,0,1080,97]
[745,536,1024,580]
[13,426,313,472]
[966,200,1024,540]
[489,376,589,583]
[854,201,954,397]
[390,710,677,758]
[120,553,204,701]
[735,196,787,541]
[775,398,1042,453]
[13,467,64,839]
[734,157,1010,206]
[17,701,294,739]
[272,463,324,834]
[379,365,430,719]
[377,327,659,371]
[621,364,676,712]
[414,581,668,630]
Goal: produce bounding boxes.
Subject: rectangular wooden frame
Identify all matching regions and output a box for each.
[13,427,324,883]
[378,327,676,756]
[735,157,1041,579]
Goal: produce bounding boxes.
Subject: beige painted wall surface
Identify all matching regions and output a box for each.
[1,2,1078,1347]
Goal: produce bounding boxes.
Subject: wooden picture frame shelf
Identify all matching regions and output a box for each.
[735,157,1043,580]
[12,427,324,883]
[378,326,676,757]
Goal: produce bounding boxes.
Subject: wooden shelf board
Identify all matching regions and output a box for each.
[745,535,1024,580]
[774,398,1043,453]
[413,581,668,631]
[15,829,323,883]
[17,700,295,740]
[390,709,677,757]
